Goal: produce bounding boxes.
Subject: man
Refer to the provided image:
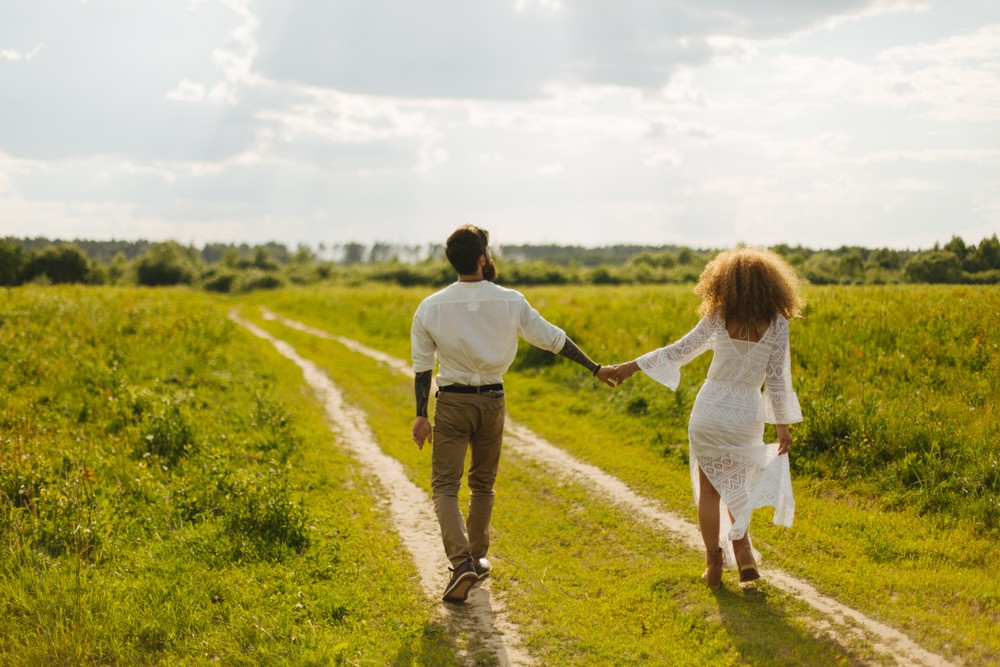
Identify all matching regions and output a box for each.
[411,224,616,603]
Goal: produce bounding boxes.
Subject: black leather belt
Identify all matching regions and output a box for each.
[438,383,504,395]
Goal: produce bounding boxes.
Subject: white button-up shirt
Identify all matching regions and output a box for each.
[411,281,567,387]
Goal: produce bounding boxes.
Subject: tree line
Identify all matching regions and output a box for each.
[1,234,998,291]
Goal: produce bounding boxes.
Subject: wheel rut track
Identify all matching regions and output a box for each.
[247,308,957,667]
[232,311,533,666]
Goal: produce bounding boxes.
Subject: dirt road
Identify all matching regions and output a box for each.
[232,311,534,665]
[246,308,955,667]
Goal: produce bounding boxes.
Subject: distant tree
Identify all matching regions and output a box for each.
[107,252,130,284]
[904,250,963,284]
[260,242,291,264]
[201,242,232,264]
[221,247,242,269]
[135,242,199,286]
[869,247,901,270]
[770,243,794,257]
[21,244,90,284]
[802,253,841,285]
[369,242,395,263]
[252,247,279,271]
[966,234,1000,271]
[293,244,315,264]
[943,235,968,261]
[629,252,676,269]
[337,242,364,264]
[770,244,812,269]
[0,238,25,285]
[838,250,865,280]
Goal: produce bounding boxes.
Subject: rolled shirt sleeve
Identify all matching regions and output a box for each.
[410,311,437,374]
[516,298,566,354]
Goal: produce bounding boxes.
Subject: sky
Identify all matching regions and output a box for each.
[1,0,998,252]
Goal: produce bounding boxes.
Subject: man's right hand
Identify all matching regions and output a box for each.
[412,416,433,450]
[596,365,619,387]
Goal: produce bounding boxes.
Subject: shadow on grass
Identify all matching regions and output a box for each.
[390,583,512,667]
[713,582,875,667]
[388,619,466,667]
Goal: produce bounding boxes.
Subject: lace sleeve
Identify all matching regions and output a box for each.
[636,316,716,390]
[762,316,803,424]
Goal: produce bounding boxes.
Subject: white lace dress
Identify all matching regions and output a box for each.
[637,312,801,567]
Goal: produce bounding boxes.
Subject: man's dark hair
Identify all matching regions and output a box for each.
[445,225,490,274]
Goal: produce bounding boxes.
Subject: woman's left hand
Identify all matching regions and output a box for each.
[609,360,640,385]
[776,424,792,455]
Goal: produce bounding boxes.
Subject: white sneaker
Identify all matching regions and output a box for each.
[473,557,492,580]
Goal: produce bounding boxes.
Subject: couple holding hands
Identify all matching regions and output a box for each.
[411,225,803,603]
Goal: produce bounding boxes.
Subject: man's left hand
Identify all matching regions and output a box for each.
[412,416,433,449]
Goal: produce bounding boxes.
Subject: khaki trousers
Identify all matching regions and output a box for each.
[431,391,505,568]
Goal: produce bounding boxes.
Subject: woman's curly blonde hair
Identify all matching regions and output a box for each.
[695,247,805,323]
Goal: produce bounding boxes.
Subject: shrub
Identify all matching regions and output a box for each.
[202,271,239,293]
[135,242,199,286]
[238,271,285,292]
[21,244,91,284]
[0,238,25,285]
[904,250,963,283]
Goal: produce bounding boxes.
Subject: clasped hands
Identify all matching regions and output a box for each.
[598,360,640,388]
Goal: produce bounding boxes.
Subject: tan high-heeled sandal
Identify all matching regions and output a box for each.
[732,535,760,582]
[702,547,724,588]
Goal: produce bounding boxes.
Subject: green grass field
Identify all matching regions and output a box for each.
[0,287,460,665]
[239,283,1000,665]
[2,283,997,665]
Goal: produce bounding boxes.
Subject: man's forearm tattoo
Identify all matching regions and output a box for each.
[558,337,600,375]
[415,370,432,417]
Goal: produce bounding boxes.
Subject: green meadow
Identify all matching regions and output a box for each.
[2,283,998,665]
[0,287,459,665]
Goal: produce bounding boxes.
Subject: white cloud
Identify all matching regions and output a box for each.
[761,24,1000,122]
[516,0,563,13]
[415,145,450,173]
[1,0,997,250]
[880,23,1000,65]
[0,43,44,61]
[886,178,940,192]
[166,79,207,103]
[644,150,683,167]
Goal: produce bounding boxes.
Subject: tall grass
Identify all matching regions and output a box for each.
[0,286,459,664]
[522,284,1000,532]
[794,286,999,527]
[244,283,1000,532]
[240,282,1000,663]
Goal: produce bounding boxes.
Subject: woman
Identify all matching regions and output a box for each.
[611,247,804,587]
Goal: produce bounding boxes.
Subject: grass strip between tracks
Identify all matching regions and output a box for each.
[245,307,891,666]
[240,285,999,666]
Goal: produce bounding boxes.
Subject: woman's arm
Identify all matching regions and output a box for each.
[612,316,716,389]
[763,317,803,424]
